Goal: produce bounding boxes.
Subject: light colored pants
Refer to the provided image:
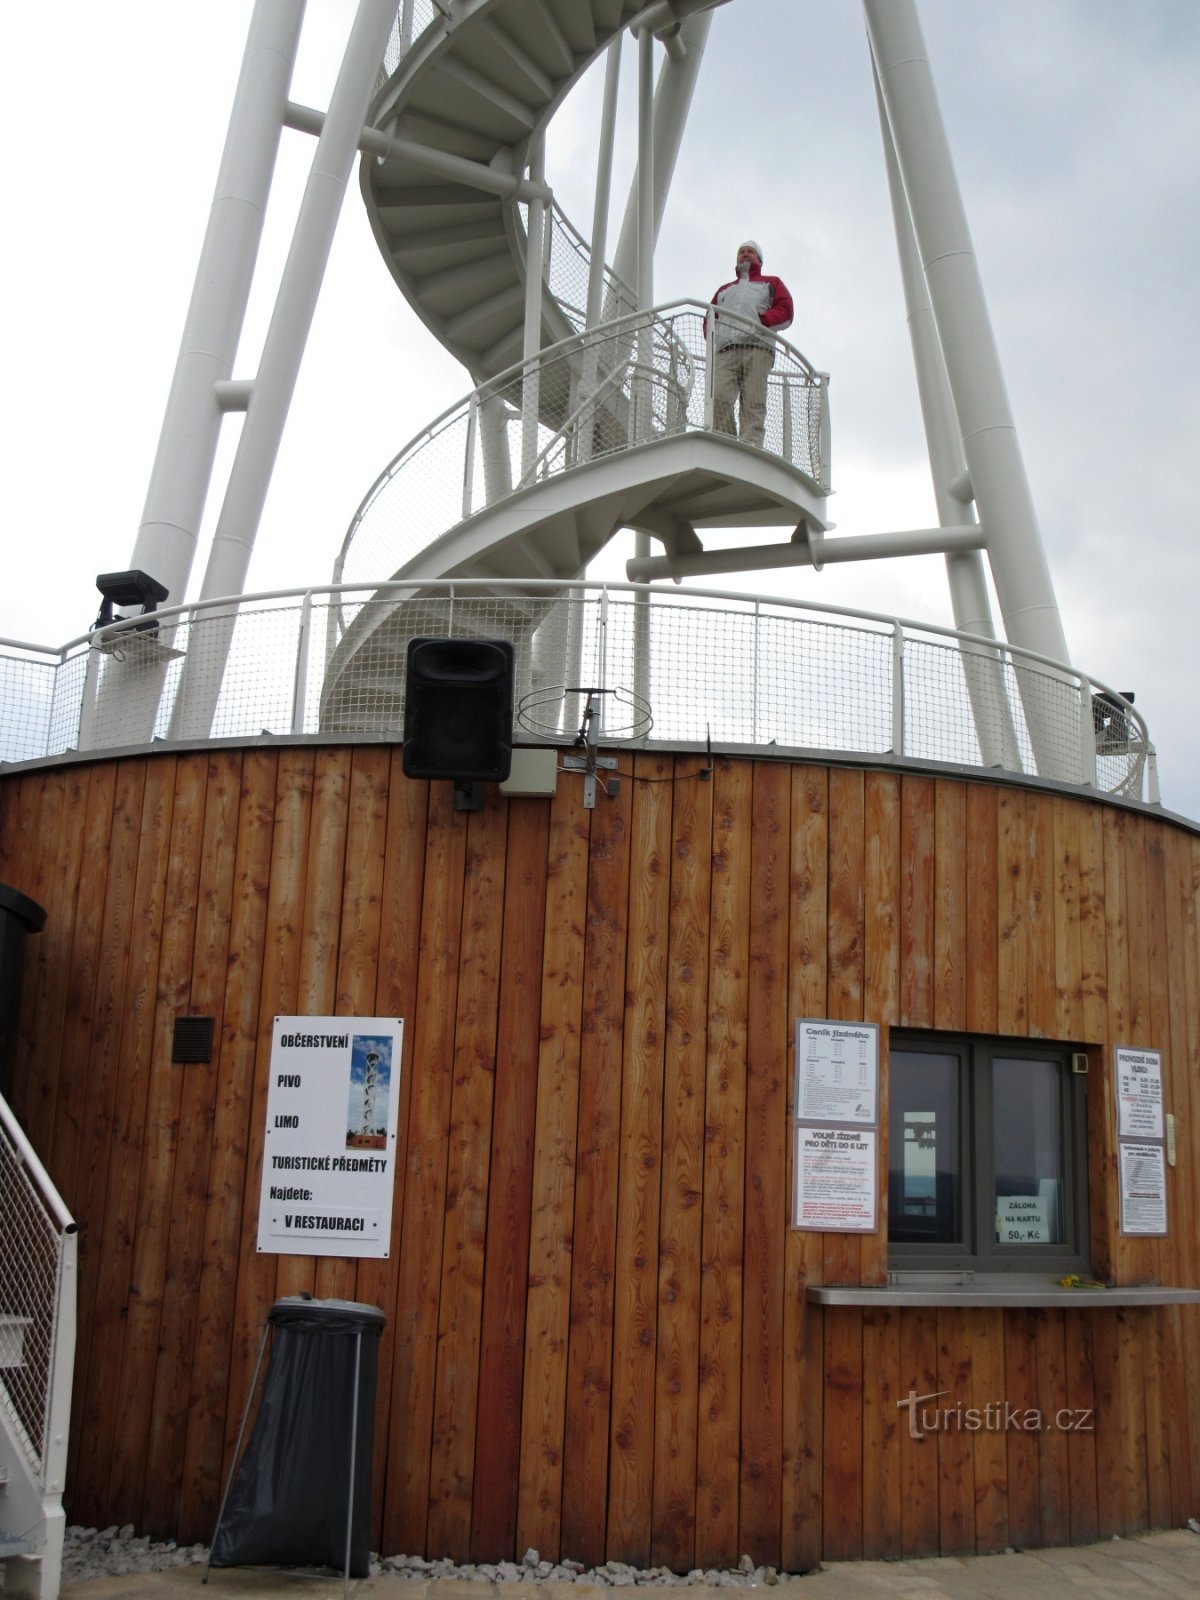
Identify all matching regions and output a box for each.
[713,343,773,446]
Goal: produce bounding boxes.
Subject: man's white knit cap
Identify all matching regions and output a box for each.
[738,239,763,261]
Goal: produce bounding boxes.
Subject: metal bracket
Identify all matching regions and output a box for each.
[561,752,618,809]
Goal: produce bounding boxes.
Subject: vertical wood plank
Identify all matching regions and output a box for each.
[824,769,864,1289]
[1077,803,1109,1045]
[1003,1310,1040,1549]
[1052,799,1084,1043]
[933,1308,974,1555]
[821,1306,863,1561]
[517,780,590,1561]
[1091,1310,1125,1536]
[471,797,549,1560]
[323,746,389,1310]
[1026,794,1056,1038]
[965,785,998,1036]
[37,767,96,1197]
[782,767,828,1575]
[561,770,632,1567]
[696,760,750,1571]
[382,781,465,1557]
[898,1309,939,1557]
[652,756,712,1570]
[10,769,76,1154]
[997,791,1029,1038]
[1033,1310,1070,1548]
[427,793,507,1561]
[965,1309,1008,1554]
[177,750,277,1543]
[54,765,118,1213]
[863,774,900,1291]
[739,762,789,1568]
[1116,1308,1149,1531]
[73,756,177,1525]
[933,780,966,1033]
[222,748,314,1524]
[141,752,242,1535]
[861,1308,901,1559]
[899,776,935,1030]
[1062,1312,1099,1546]
[606,755,671,1565]
[64,761,147,1512]
[363,759,428,1547]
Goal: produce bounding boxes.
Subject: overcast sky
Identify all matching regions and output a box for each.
[2,1,1197,819]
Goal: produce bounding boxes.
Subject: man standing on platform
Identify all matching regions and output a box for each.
[709,240,794,447]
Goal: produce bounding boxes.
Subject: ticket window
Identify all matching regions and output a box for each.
[887,1034,1089,1273]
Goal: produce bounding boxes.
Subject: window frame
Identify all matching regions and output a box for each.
[886,1031,1090,1275]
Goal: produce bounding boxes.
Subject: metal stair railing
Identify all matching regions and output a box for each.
[332,300,829,595]
[0,1092,77,1600]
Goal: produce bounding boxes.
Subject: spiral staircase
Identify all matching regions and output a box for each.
[318,0,832,730]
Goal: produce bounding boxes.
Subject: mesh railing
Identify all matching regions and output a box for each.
[333,301,829,592]
[0,1095,75,1482]
[0,585,1156,807]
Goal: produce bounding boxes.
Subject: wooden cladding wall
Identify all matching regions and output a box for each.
[2,749,1199,1568]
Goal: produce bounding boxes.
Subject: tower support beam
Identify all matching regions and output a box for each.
[864,0,1069,672]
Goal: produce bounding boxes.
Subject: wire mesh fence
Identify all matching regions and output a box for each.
[0,586,1152,808]
[0,1104,72,1478]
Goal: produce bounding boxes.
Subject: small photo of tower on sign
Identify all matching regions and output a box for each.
[346,1035,392,1151]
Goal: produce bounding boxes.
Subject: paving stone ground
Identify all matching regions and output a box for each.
[55,1529,1200,1600]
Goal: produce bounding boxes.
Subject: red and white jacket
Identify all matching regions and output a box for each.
[709,266,794,352]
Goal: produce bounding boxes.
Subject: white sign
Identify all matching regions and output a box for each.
[1115,1046,1164,1141]
[1119,1141,1168,1236]
[795,1020,879,1126]
[996,1195,1052,1244]
[793,1125,878,1232]
[257,1016,404,1258]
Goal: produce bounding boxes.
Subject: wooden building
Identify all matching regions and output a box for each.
[3,742,1198,1569]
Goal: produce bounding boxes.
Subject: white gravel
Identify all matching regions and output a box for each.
[59,1529,793,1588]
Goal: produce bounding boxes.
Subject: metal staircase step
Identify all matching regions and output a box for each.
[392,218,510,274]
[419,59,537,138]
[443,283,525,346]
[414,251,520,318]
[0,1532,36,1559]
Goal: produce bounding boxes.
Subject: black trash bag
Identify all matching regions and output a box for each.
[210,1297,386,1576]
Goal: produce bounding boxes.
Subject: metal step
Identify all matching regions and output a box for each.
[0,1532,36,1559]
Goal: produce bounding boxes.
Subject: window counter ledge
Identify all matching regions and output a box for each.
[809,1277,1200,1308]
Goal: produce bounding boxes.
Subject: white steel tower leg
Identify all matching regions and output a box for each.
[132,0,305,609]
[608,16,712,314]
[170,0,399,740]
[80,0,304,752]
[874,64,1022,772]
[864,0,1078,780]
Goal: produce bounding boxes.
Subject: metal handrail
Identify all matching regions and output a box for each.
[332,299,828,590]
[0,579,1158,807]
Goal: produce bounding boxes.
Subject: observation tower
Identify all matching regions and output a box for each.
[1,0,1198,1588]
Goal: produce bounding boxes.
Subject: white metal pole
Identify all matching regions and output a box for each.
[873,58,1021,771]
[170,0,398,739]
[130,0,305,608]
[609,15,712,315]
[864,0,1079,782]
[586,39,623,328]
[521,135,548,482]
[81,1,305,751]
[863,0,1069,669]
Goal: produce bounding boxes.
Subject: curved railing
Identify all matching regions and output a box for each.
[333,300,829,591]
[0,584,1158,808]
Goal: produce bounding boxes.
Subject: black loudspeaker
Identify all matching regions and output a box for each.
[403,637,515,781]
